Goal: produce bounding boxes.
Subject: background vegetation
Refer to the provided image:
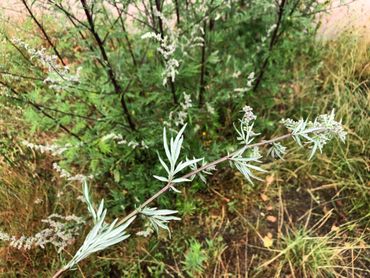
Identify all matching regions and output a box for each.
[0,0,368,277]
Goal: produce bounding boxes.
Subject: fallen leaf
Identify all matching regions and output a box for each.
[359,240,366,249]
[260,193,269,202]
[323,206,329,214]
[266,205,273,211]
[331,225,339,232]
[265,175,275,186]
[344,242,352,248]
[266,215,277,223]
[263,234,274,248]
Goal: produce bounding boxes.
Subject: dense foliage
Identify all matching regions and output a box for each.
[0,0,322,207]
[0,0,368,277]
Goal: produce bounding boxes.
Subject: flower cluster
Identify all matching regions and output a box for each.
[141,9,180,86]
[53,163,93,182]
[162,58,179,86]
[261,24,277,44]
[101,133,148,149]
[168,92,193,127]
[11,38,80,90]
[22,140,71,156]
[180,25,205,57]
[257,18,278,52]
[242,105,257,123]
[0,214,84,253]
[281,109,347,159]
[234,72,255,93]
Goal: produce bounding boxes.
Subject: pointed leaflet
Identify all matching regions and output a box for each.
[83,181,97,223]
[157,153,170,175]
[153,175,168,182]
[155,124,201,186]
[163,127,172,166]
[174,157,203,175]
[172,124,187,164]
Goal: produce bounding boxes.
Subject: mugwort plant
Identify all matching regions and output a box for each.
[51,106,346,277]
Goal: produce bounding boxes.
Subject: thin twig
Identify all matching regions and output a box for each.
[252,0,287,93]
[0,80,81,140]
[79,0,136,130]
[21,0,66,66]
[198,21,207,107]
